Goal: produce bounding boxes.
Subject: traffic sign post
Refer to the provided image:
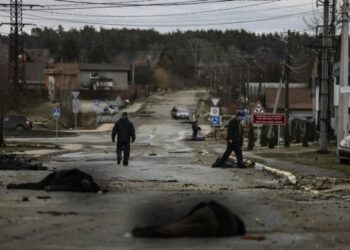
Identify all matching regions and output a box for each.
[211,98,220,106]
[72,99,80,129]
[210,115,221,141]
[52,107,61,141]
[252,113,286,125]
[210,107,220,116]
[71,91,80,99]
[252,101,266,147]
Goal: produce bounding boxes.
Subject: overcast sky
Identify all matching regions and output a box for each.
[0,0,320,35]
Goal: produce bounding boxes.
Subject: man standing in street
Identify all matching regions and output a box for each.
[191,120,201,140]
[215,111,244,168]
[112,112,136,166]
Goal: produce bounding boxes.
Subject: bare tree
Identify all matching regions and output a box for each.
[144,44,163,69]
[187,38,210,77]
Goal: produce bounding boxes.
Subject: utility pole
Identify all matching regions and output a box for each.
[284,30,291,147]
[9,0,24,104]
[337,0,349,146]
[318,0,330,153]
[1,1,37,105]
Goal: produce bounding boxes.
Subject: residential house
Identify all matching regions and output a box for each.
[79,63,129,90]
[44,63,130,91]
[265,87,313,120]
[247,82,309,102]
[43,63,80,90]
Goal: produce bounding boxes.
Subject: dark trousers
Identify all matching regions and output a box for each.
[219,142,243,167]
[116,141,130,163]
[192,129,198,140]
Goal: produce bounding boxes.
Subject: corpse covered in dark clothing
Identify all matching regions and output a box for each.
[7,169,104,193]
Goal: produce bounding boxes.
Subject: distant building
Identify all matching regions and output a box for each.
[79,63,129,90]
[24,63,46,90]
[44,63,130,91]
[265,88,313,121]
[247,82,309,102]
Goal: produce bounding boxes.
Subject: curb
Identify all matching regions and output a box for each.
[255,163,297,185]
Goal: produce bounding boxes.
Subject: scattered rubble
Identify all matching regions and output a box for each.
[0,155,47,170]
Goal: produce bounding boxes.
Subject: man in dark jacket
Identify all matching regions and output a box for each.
[111,112,136,166]
[191,120,201,140]
[216,111,244,168]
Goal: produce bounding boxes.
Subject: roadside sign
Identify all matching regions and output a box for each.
[115,96,122,107]
[71,91,80,99]
[72,99,80,114]
[210,115,221,127]
[211,98,220,106]
[253,101,266,113]
[52,107,61,120]
[94,99,100,107]
[253,113,285,125]
[340,86,350,94]
[210,107,220,116]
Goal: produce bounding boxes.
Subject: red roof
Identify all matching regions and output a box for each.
[265,88,312,110]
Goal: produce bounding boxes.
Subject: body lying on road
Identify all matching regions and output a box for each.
[7,169,106,193]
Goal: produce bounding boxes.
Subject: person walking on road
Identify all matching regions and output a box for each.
[191,120,201,140]
[216,111,244,168]
[111,112,136,166]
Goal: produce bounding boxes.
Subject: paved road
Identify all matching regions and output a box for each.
[1,90,349,250]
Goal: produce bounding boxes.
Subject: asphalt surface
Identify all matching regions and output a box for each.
[1,90,350,250]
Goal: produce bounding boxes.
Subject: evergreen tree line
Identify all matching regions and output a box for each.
[0,26,317,89]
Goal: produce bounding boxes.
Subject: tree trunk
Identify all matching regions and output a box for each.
[0,106,6,148]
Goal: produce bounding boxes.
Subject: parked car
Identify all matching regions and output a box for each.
[174,107,190,120]
[4,115,33,130]
[338,135,350,164]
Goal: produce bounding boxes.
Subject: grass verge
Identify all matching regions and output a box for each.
[254,144,350,176]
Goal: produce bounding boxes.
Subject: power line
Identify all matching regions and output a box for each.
[25,0,273,10]
[27,1,279,18]
[20,9,321,27]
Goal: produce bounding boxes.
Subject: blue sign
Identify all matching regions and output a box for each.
[52,107,61,120]
[94,99,100,107]
[210,115,221,127]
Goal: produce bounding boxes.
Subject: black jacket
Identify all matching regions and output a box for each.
[112,116,136,143]
[226,119,240,143]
